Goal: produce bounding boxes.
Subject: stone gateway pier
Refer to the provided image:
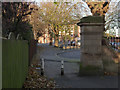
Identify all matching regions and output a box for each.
[77,16,104,76]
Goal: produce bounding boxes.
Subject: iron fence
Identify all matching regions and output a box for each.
[104,36,120,52]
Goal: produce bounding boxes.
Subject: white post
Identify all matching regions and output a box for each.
[16,34,20,39]
[8,32,12,39]
[61,60,64,75]
[8,32,15,39]
[41,58,44,76]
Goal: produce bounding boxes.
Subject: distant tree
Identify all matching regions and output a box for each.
[105,0,120,36]
[2,2,34,40]
[38,2,74,46]
[86,1,110,16]
[30,4,47,40]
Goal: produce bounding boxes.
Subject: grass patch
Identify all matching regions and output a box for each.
[102,59,115,66]
[68,60,80,63]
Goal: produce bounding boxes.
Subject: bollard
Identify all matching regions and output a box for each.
[61,60,64,75]
[41,58,44,76]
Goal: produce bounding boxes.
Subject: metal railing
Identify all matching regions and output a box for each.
[104,36,120,52]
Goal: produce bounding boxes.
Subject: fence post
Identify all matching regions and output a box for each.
[61,60,64,75]
[110,37,112,45]
[114,37,116,50]
[116,37,119,50]
[118,37,120,50]
[41,58,44,76]
[8,32,15,39]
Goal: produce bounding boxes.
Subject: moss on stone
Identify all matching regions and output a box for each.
[80,16,104,23]
[79,63,103,76]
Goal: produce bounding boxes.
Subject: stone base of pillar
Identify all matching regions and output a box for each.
[79,53,103,76]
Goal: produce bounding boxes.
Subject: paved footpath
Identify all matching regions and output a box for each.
[36,43,118,88]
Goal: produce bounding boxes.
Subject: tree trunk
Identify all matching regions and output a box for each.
[48,24,53,45]
[33,30,37,40]
[53,25,59,47]
[49,33,53,45]
[54,34,59,47]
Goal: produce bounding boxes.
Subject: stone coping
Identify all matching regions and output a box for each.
[80,16,104,23]
[77,23,104,26]
[77,16,104,26]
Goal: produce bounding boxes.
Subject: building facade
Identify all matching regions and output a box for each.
[38,24,81,44]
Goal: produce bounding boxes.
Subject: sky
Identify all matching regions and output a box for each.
[32,0,92,18]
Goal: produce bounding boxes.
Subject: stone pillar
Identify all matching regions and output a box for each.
[77,16,104,76]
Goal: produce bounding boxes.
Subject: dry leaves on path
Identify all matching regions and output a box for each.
[23,67,56,88]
